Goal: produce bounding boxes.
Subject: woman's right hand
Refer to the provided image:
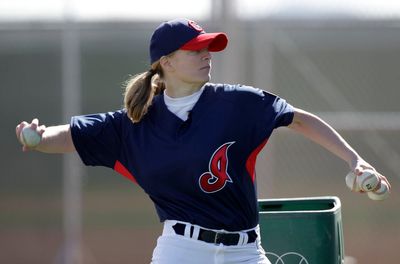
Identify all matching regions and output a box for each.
[16,118,46,152]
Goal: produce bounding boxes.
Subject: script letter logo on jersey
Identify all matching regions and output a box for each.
[199,142,235,193]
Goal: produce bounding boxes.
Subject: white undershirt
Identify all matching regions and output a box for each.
[163,87,205,121]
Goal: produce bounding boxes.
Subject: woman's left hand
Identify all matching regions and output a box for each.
[350,157,391,191]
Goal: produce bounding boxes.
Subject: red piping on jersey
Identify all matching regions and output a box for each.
[114,160,138,184]
[245,138,269,182]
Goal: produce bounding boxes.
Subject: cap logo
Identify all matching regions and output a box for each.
[188,20,204,33]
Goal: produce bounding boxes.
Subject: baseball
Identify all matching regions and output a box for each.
[345,169,380,192]
[368,181,390,201]
[20,126,41,148]
[357,169,380,192]
[345,171,362,192]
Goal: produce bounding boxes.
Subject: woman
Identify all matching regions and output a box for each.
[16,18,390,264]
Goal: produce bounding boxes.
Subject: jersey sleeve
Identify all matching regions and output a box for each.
[262,90,294,128]
[70,110,126,168]
[226,84,294,129]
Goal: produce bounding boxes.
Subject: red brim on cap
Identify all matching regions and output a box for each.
[180,33,228,52]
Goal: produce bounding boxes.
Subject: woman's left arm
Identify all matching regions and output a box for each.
[287,107,391,188]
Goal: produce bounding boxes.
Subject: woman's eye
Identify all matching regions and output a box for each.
[188,50,201,55]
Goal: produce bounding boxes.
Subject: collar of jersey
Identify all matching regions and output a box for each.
[163,86,205,108]
[149,84,213,137]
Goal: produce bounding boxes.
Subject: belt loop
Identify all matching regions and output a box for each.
[242,232,249,245]
[237,233,244,246]
[184,223,191,238]
[214,233,218,244]
[192,225,200,240]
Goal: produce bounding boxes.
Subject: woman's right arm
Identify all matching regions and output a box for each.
[16,118,75,153]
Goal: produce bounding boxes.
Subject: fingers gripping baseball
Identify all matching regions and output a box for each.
[351,158,374,176]
[16,118,46,151]
[353,161,391,192]
[346,158,392,200]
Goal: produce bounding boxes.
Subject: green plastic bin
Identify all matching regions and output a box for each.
[258,196,344,264]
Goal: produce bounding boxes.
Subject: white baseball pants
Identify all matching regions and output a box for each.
[151,220,271,264]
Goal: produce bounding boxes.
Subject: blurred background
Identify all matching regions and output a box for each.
[1,0,399,263]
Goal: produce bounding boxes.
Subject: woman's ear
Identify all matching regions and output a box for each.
[160,55,174,72]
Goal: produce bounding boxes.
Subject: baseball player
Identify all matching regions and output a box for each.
[16,18,391,264]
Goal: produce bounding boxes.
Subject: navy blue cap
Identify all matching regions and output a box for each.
[149,18,228,65]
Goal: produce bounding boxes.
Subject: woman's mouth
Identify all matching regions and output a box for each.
[200,66,210,71]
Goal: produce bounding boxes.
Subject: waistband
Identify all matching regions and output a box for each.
[163,220,259,246]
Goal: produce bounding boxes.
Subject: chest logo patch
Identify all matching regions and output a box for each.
[199,142,235,193]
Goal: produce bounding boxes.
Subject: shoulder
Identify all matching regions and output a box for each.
[71,109,131,131]
[206,83,262,95]
[205,83,279,103]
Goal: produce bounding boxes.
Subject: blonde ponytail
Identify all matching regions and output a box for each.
[123,65,165,123]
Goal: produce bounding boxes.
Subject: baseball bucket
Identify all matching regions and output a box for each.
[258,196,344,264]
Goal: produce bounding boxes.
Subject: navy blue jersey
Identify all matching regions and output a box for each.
[70,83,294,231]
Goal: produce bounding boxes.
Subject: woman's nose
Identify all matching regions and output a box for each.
[202,49,211,60]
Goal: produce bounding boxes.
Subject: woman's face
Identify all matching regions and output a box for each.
[165,48,212,86]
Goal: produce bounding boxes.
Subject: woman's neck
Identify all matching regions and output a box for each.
[165,81,206,98]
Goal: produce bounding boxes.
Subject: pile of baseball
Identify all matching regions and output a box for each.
[345,169,390,201]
